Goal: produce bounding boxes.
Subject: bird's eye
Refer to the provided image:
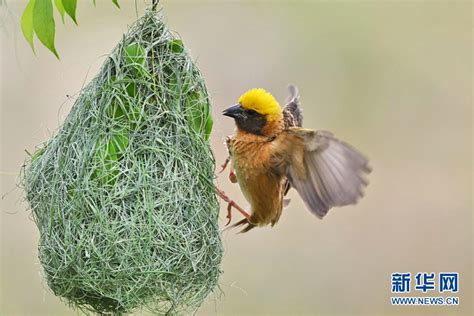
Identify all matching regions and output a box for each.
[246,109,257,115]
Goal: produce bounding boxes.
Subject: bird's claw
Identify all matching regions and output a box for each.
[219,156,231,174]
[219,156,237,183]
[215,188,250,226]
[226,203,233,226]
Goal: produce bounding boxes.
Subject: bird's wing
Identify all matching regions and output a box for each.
[283,128,371,218]
[283,85,303,128]
[281,85,302,197]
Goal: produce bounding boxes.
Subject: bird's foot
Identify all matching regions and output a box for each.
[218,156,231,174]
[218,157,237,183]
[215,188,250,226]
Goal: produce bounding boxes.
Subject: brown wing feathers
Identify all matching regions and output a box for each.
[286,129,371,218]
[283,85,303,128]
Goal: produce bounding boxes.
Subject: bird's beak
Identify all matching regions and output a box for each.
[223,104,244,118]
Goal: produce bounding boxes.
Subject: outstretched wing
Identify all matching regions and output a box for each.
[285,128,371,218]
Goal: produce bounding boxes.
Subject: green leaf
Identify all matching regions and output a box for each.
[62,0,77,25]
[167,71,192,97]
[109,101,126,121]
[22,0,125,58]
[204,114,213,140]
[184,88,213,140]
[169,39,184,53]
[54,0,65,23]
[116,101,142,129]
[125,81,137,97]
[21,0,36,54]
[186,91,211,137]
[111,131,129,157]
[93,135,122,185]
[124,43,147,77]
[106,138,118,162]
[124,43,145,66]
[168,72,178,91]
[33,0,59,58]
[31,146,46,161]
[115,100,141,129]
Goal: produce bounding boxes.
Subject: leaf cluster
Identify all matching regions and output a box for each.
[21,0,120,58]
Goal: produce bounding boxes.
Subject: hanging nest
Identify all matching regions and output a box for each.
[22,9,222,315]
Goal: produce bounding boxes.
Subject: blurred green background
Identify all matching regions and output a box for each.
[0,0,472,315]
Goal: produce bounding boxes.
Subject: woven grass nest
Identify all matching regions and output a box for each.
[22,9,223,315]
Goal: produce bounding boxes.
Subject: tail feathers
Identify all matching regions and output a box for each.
[229,218,256,233]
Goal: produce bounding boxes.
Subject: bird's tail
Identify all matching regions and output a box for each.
[229,218,256,233]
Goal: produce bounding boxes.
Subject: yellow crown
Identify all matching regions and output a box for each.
[239,88,281,118]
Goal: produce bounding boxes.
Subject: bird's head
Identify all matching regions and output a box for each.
[223,88,283,136]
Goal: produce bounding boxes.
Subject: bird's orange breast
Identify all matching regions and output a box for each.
[229,134,286,226]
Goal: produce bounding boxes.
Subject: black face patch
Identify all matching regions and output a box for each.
[234,109,267,135]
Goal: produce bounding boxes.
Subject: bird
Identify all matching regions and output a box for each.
[218,85,371,233]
